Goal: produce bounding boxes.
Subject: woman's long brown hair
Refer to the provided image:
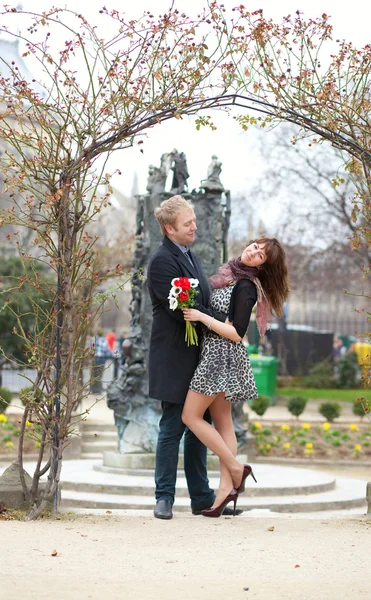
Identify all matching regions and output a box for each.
[252,236,290,317]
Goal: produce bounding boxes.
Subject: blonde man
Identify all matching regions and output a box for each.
[148,195,237,519]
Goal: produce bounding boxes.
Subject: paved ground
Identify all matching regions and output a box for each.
[1,513,371,600]
[2,392,371,599]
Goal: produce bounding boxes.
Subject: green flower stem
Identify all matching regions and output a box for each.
[185,322,198,347]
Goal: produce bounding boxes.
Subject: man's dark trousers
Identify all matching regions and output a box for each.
[155,402,215,510]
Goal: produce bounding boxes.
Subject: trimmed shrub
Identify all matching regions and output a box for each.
[250,395,271,417]
[319,401,341,422]
[352,398,369,419]
[0,387,12,414]
[336,352,360,389]
[287,396,307,419]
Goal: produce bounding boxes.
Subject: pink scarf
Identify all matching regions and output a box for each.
[209,260,271,336]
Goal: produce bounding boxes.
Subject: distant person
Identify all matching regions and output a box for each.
[90,330,112,394]
[333,336,346,375]
[350,337,371,378]
[106,330,116,353]
[333,336,345,360]
[258,334,272,356]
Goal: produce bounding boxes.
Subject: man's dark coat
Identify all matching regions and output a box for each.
[147,236,217,405]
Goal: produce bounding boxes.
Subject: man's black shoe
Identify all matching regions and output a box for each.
[192,505,243,516]
[154,499,173,520]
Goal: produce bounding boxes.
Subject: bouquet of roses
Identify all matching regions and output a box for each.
[168,276,199,346]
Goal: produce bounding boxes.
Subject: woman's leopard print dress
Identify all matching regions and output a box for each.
[190,286,258,403]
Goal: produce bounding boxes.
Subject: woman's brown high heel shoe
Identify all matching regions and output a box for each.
[236,464,257,494]
[201,489,238,518]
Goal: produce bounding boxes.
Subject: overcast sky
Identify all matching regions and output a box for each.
[4,0,371,229]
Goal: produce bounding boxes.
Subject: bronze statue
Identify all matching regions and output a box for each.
[201,155,224,192]
[170,150,189,194]
[107,151,232,454]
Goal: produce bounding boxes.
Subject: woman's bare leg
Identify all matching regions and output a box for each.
[182,390,243,494]
[209,394,238,507]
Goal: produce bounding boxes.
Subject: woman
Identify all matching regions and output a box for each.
[182,236,289,517]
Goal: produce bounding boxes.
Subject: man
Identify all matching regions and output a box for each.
[147,195,241,519]
[106,330,116,353]
[90,331,112,394]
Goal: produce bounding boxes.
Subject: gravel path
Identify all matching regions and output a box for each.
[2,513,371,599]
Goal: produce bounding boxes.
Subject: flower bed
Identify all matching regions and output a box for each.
[0,414,40,455]
[250,421,371,460]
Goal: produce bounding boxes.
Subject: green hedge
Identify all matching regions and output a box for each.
[0,387,13,414]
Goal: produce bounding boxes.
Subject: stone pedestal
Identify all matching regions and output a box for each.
[102,451,248,472]
[116,405,160,454]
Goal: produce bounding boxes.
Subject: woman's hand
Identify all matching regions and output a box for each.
[182,308,202,322]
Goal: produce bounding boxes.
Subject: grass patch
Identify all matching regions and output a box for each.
[278,388,370,402]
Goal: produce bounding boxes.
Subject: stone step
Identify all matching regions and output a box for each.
[79,423,116,433]
[60,460,336,498]
[81,442,117,454]
[57,460,367,513]
[81,453,105,460]
[62,506,367,519]
[61,476,336,498]
[60,479,367,513]
[2,459,367,514]
[81,431,117,443]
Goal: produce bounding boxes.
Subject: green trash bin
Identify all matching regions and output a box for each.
[248,355,279,401]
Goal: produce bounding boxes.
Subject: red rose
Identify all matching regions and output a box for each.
[179,291,189,301]
[178,277,191,290]
[173,279,181,287]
